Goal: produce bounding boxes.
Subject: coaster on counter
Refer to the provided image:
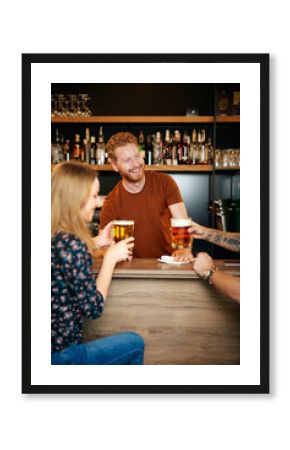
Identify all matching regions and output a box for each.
[157,255,188,265]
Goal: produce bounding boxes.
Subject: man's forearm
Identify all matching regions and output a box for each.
[204,229,240,252]
[210,271,240,303]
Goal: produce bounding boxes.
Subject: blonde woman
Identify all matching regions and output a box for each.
[51,161,144,364]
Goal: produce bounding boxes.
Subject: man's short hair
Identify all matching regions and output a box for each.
[106,132,138,160]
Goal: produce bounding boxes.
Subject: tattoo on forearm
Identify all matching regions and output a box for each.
[206,231,240,252]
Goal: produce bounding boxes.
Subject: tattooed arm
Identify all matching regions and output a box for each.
[189,221,240,252]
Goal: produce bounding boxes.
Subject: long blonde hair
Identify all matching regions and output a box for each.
[51,161,98,253]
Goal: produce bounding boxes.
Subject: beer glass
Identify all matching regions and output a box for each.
[113,220,134,243]
[171,218,192,249]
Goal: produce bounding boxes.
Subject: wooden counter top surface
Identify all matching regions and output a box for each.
[92,258,240,279]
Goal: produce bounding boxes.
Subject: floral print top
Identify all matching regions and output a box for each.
[51,233,104,352]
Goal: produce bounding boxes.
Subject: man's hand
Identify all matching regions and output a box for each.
[172,248,194,263]
[192,252,214,277]
[188,221,207,240]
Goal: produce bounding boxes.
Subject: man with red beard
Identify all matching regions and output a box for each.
[100,132,194,261]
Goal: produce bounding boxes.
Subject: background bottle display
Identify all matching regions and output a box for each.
[51,126,239,167]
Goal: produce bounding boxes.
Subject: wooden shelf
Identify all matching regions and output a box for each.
[215,115,240,123]
[51,164,213,173]
[52,115,240,124]
[51,115,217,124]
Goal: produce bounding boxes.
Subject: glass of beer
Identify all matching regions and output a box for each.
[113,220,134,243]
[171,218,192,249]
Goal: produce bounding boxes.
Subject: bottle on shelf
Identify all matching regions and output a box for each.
[182,132,189,164]
[90,136,96,165]
[51,128,63,164]
[185,135,192,164]
[145,134,153,165]
[196,129,205,164]
[63,139,71,161]
[73,134,81,160]
[81,139,86,162]
[85,128,91,164]
[205,136,214,165]
[138,130,146,160]
[164,129,172,165]
[96,126,106,165]
[172,131,179,165]
[190,128,197,165]
[153,131,163,165]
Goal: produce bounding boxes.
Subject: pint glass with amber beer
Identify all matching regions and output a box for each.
[113,220,134,242]
[171,218,192,249]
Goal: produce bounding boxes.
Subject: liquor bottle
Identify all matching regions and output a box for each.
[63,139,71,161]
[200,129,206,164]
[153,131,162,165]
[185,136,192,164]
[196,129,205,164]
[182,132,189,164]
[190,129,197,165]
[81,139,86,162]
[96,126,106,165]
[59,133,64,162]
[85,128,91,164]
[138,130,146,160]
[164,129,172,165]
[73,134,81,160]
[90,136,96,165]
[172,131,179,165]
[51,128,61,164]
[173,130,183,165]
[205,136,214,165]
[145,135,152,165]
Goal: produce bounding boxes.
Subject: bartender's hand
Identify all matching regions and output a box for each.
[172,248,194,263]
[93,222,114,249]
[193,252,214,277]
[104,237,134,264]
[188,221,207,240]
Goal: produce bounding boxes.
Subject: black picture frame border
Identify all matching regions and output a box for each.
[22,53,269,395]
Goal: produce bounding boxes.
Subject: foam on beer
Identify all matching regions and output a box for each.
[171,218,192,228]
[113,220,134,225]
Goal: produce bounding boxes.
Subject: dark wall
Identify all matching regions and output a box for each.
[51,83,215,116]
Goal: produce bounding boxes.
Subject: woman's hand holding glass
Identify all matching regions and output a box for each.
[93,221,114,249]
[105,237,135,263]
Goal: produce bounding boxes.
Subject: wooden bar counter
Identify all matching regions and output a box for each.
[83,258,240,365]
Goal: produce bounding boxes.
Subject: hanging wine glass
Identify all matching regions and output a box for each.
[63,96,70,117]
[79,93,92,116]
[67,94,78,117]
[52,94,60,117]
[56,94,66,117]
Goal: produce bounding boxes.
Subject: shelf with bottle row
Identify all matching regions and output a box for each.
[51,115,240,124]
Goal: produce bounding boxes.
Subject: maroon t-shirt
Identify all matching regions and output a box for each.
[100,171,183,258]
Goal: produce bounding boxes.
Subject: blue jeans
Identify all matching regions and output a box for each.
[51,331,145,365]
